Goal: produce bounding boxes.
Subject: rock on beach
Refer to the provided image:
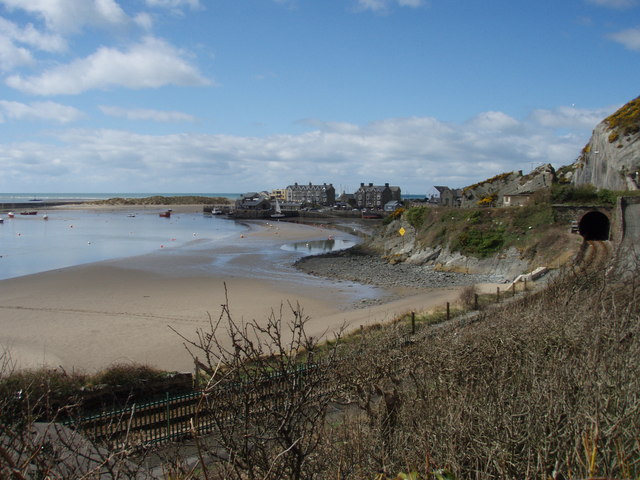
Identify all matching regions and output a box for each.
[294,247,506,289]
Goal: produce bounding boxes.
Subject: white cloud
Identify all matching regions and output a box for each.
[0,36,35,71]
[0,0,130,34]
[467,111,520,132]
[0,107,605,193]
[0,100,83,122]
[0,17,67,53]
[99,105,196,122]
[6,36,212,95]
[355,0,423,12]
[145,0,201,9]
[134,12,154,31]
[530,105,615,130]
[586,0,636,8]
[608,27,640,50]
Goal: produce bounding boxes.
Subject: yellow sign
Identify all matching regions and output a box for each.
[399,227,406,236]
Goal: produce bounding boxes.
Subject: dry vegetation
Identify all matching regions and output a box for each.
[326,250,639,478]
[1,250,639,479]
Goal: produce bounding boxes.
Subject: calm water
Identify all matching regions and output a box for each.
[0,210,359,281]
[0,209,251,280]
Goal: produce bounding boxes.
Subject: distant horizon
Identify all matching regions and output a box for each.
[0,191,431,199]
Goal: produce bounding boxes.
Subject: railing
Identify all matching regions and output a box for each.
[64,363,330,448]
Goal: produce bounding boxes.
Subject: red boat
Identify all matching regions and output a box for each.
[159,210,172,218]
[20,211,38,215]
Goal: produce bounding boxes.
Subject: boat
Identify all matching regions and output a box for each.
[20,211,38,215]
[42,214,48,220]
[0,217,3,224]
[271,199,285,218]
[159,209,172,218]
[362,210,382,219]
[7,212,14,218]
[127,214,136,218]
[210,207,223,215]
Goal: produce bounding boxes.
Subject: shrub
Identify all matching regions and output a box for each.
[405,206,428,229]
[94,363,164,387]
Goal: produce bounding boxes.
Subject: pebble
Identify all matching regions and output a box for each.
[295,249,505,288]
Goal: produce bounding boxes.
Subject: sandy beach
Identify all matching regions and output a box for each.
[0,212,501,373]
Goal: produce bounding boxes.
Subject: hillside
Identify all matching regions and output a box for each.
[365,200,583,280]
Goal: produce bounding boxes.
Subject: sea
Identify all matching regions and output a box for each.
[0,193,362,282]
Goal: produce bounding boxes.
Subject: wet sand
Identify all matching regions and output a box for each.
[0,216,501,373]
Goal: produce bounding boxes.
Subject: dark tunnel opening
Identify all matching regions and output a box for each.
[578,211,610,241]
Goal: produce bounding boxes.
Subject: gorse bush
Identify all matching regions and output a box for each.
[550,184,617,205]
[405,206,428,228]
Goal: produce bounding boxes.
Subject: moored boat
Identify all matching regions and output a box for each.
[20,211,38,215]
[159,209,172,218]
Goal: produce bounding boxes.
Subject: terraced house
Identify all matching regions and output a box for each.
[355,182,401,209]
[285,182,336,206]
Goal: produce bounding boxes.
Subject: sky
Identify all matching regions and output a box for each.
[0,0,638,196]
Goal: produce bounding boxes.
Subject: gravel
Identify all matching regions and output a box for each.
[294,248,506,289]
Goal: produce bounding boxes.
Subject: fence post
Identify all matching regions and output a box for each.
[524,278,527,291]
[411,311,415,334]
[496,287,500,303]
[446,302,450,320]
[166,392,171,441]
[512,282,516,297]
[474,293,479,310]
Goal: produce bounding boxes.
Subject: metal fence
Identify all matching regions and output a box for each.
[64,362,330,448]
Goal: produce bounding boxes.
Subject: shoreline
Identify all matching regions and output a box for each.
[0,211,503,374]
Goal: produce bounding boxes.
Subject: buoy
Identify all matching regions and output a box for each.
[240,234,244,238]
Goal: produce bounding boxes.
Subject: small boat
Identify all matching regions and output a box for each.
[159,209,172,218]
[211,208,223,215]
[362,211,382,219]
[271,199,285,218]
[42,214,48,220]
[7,212,15,218]
[0,217,4,224]
[127,214,136,218]
[20,211,38,215]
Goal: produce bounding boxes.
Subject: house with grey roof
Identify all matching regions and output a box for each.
[285,182,336,206]
[355,182,401,209]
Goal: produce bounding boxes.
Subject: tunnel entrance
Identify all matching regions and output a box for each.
[578,211,610,241]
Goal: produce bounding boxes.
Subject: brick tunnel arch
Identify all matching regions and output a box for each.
[578,211,610,241]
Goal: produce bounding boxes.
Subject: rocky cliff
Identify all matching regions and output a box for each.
[570,96,640,191]
[460,164,555,207]
[364,205,582,281]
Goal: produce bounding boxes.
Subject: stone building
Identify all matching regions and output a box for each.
[434,186,462,207]
[355,182,401,209]
[285,182,336,206]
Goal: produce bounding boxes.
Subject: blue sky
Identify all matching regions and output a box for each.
[0,0,638,195]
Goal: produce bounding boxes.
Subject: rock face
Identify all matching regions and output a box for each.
[571,96,640,191]
[460,164,555,208]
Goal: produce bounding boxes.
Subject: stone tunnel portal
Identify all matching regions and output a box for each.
[578,211,610,241]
